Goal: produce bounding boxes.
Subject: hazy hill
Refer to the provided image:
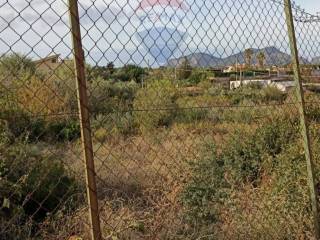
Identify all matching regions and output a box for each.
[167,47,309,67]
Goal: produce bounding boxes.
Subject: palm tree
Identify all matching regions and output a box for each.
[244,48,254,68]
[257,52,266,69]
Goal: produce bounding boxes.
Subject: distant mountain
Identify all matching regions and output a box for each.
[222,47,294,66]
[167,47,309,67]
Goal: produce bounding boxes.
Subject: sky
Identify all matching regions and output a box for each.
[295,0,320,14]
[0,0,319,66]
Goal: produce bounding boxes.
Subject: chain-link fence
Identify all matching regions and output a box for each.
[1,0,320,239]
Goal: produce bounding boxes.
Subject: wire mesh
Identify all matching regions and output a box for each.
[1,0,320,239]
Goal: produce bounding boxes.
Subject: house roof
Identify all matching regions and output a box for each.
[33,54,60,64]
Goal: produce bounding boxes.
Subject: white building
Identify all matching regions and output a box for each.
[230,79,296,92]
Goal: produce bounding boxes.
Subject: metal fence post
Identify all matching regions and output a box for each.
[284,0,320,238]
[68,0,102,239]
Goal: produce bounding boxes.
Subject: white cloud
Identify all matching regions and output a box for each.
[0,0,318,65]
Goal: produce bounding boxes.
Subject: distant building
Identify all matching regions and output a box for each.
[224,66,235,73]
[230,78,296,92]
[223,64,246,73]
[33,54,72,73]
[210,68,224,74]
[271,81,296,92]
[230,79,272,90]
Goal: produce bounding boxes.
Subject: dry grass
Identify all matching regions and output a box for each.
[52,121,241,239]
[38,105,315,239]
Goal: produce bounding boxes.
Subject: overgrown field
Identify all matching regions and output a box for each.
[1,54,320,239]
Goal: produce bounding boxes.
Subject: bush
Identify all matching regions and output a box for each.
[219,102,263,124]
[113,64,145,83]
[87,65,111,81]
[230,84,287,105]
[92,112,138,140]
[0,108,31,139]
[229,83,263,105]
[305,92,320,122]
[133,79,177,131]
[0,53,36,84]
[89,79,138,114]
[182,116,300,234]
[0,140,79,239]
[181,143,227,225]
[15,75,77,117]
[0,120,11,144]
[46,119,80,141]
[94,127,108,143]
[187,70,209,84]
[223,117,298,184]
[218,143,315,239]
[176,57,192,80]
[261,86,286,103]
[0,108,80,142]
[175,108,208,124]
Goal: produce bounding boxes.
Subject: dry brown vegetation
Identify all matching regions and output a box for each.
[2,54,320,239]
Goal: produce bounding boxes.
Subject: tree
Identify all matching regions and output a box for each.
[244,48,254,68]
[0,53,36,84]
[114,64,145,83]
[177,57,192,80]
[86,62,116,81]
[107,62,115,74]
[257,52,266,68]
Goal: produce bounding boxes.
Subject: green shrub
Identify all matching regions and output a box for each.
[218,143,315,239]
[222,128,263,185]
[113,64,145,83]
[93,112,138,139]
[94,127,109,143]
[0,109,30,138]
[223,117,298,184]
[89,79,138,114]
[0,119,12,144]
[182,116,300,232]
[133,79,177,131]
[229,83,263,104]
[305,93,320,122]
[46,119,80,142]
[0,141,79,239]
[87,65,111,81]
[181,143,228,225]
[188,70,209,84]
[0,108,80,142]
[175,108,208,124]
[230,84,287,105]
[174,95,210,123]
[256,117,298,157]
[113,112,138,136]
[261,86,286,103]
[0,53,36,83]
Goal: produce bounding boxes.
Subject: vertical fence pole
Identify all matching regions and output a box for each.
[68,0,102,239]
[284,0,320,238]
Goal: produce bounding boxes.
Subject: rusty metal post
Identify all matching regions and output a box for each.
[68,0,102,239]
[284,0,320,238]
